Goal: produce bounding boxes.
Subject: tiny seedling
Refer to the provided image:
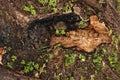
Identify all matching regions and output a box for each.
[7,46,12,51]
[78,54,86,62]
[23,5,36,15]
[70,77,75,80]
[34,72,39,78]
[23,61,35,73]
[0,12,2,16]
[11,55,17,62]
[20,60,26,65]
[38,46,49,51]
[48,53,53,59]
[109,29,113,35]
[102,47,107,54]
[7,62,13,69]
[54,74,60,80]
[90,75,95,80]
[65,53,76,67]
[79,21,88,28]
[39,0,58,13]
[108,53,118,68]
[93,53,103,70]
[55,29,66,35]
[39,67,46,73]
[80,76,84,80]
[61,29,66,35]
[34,63,39,70]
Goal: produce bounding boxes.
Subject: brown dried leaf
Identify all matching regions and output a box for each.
[50,15,112,52]
[0,47,6,65]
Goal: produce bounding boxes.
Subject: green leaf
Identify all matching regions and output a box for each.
[7,62,13,69]
[34,63,39,70]
[7,46,12,51]
[70,77,75,80]
[11,55,17,62]
[20,60,26,65]
[109,29,113,35]
[53,7,58,13]
[31,10,36,15]
[61,29,66,35]
[23,6,30,11]
[55,29,60,35]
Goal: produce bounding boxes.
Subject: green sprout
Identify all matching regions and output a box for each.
[11,55,17,62]
[70,77,75,80]
[23,61,35,73]
[20,60,26,65]
[61,29,66,35]
[39,67,46,73]
[79,54,86,62]
[7,46,12,51]
[0,12,2,16]
[23,5,36,15]
[65,53,76,67]
[7,62,13,69]
[108,53,118,68]
[79,21,88,28]
[55,29,66,35]
[39,0,58,13]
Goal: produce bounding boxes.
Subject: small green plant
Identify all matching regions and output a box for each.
[24,61,34,73]
[20,60,26,65]
[39,67,46,73]
[70,77,75,80]
[23,5,36,15]
[48,53,53,59]
[113,35,120,49]
[0,12,2,16]
[80,76,84,80]
[102,47,107,54]
[7,46,12,51]
[55,29,66,35]
[108,53,118,68]
[117,0,120,12]
[63,1,73,12]
[54,74,60,80]
[109,29,113,35]
[38,46,49,51]
[34,72,39,78]
[90,75,95,80]
[7,62,13,69]
[65,53,76,67]
[39,0,58,13]
[98,0,104,4]
[23,61,40,74]
[79,21,88,28]
[78,54,86,62]
[93,54,102,64]
[93,53,103,70]
[34,63,39,70]
[11,55,17,62]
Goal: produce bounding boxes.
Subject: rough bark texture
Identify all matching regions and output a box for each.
[0,0,119,79]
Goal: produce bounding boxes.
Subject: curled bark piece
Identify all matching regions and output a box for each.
[0,47,6,65]
[50,15,112,52]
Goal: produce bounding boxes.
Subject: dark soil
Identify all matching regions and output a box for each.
[0,0,120,80]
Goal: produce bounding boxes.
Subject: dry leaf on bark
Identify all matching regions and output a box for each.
[0,47,6,64]
[50,15,112,52]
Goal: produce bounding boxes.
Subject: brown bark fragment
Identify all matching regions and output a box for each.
[50,15,112,52]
